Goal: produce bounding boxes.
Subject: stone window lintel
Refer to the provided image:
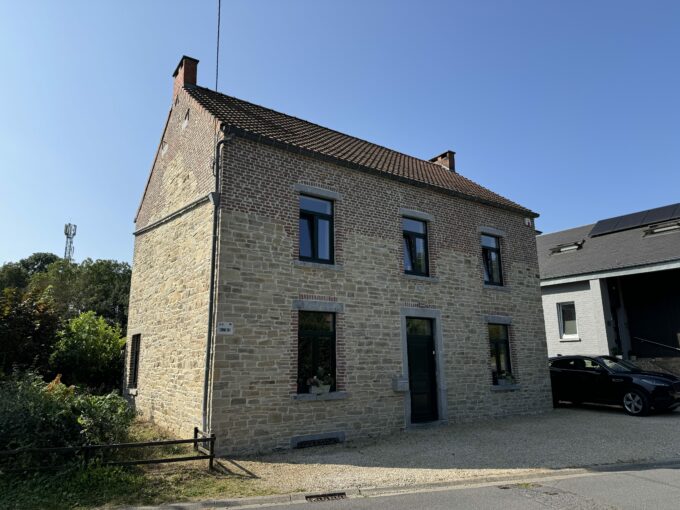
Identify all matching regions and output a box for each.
[293,183,342,201]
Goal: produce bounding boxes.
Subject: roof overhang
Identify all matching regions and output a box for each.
[540,258,680,286]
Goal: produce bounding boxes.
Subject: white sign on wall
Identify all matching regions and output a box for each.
[217,322,234,335]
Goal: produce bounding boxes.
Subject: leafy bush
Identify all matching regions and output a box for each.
[50,311,125,391]
[0,371,135,466]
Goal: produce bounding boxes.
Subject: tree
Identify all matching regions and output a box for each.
[0,286,60,376]
[0,253,60,293]
[50,311,125,391]
[79,259,131,333]
[28,258,131,333]
[19,252,60,276]
[0,263,29,291]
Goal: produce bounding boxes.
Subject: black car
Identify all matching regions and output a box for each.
[549,355,680,416]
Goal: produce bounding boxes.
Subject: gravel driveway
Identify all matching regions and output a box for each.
[221,407,680,494]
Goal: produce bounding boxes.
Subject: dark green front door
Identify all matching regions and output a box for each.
[406,318,438,423]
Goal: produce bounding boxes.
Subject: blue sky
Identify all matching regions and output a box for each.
[1,1,678,264]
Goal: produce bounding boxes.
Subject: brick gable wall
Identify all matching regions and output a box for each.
[125,90,216,436]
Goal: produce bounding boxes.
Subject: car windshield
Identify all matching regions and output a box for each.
[598,356,641,373]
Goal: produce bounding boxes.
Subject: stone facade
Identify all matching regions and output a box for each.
[128,65,552,454]
[207,136,552,454]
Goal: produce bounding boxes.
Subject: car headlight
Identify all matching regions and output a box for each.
[640,378,669,387]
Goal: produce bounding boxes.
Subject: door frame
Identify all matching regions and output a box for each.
[400,307,447,427]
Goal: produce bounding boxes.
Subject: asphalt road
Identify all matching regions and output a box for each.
[251,465,680,510]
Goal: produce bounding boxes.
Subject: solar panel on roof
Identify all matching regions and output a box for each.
[613,211,647,231]
[588,217,621,237]
[642,204,679,225]
[589,203,680,237]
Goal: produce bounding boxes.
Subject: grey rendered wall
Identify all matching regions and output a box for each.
[541,280,610,357]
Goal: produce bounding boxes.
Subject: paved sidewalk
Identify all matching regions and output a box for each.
[223,407,680,494]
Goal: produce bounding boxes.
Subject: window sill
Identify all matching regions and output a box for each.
[294,260,343,271]
[292,391,349,402]
[491,384,521,392]
[559,337,581,343]
[127,388,138,396]
[484,284,510,292]
[403,273,439,282]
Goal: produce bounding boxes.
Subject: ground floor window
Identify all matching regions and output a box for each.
[488,324,513,385]
[298,311,336,394]
[128,334,141,389]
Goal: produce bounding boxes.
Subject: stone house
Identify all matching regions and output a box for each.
[537,203,680,372]
[125,55,552,454]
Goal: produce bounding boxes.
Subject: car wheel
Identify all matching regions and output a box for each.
[622,389,650,416]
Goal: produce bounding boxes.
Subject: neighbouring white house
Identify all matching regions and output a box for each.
[537,203,680,370]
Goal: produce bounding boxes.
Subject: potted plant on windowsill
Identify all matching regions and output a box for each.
[307,369,334,395]
[496,372,516,386]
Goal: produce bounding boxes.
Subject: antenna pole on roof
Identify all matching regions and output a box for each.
[215,0,221,93]
[212,0,222,163]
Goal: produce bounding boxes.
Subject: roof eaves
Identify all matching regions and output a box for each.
[541,256,680,285]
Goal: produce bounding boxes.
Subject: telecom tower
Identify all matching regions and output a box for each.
[64,223,77,261]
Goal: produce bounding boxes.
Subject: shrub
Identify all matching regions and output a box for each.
[0,371,135,467]
[50,311,125,391]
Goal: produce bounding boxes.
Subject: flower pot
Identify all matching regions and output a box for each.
[310,384,331,395]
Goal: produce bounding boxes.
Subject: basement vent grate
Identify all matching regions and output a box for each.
[295,437,340,449]
[305,492,347,502]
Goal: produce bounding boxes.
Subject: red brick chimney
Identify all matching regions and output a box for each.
[429,150,456,173]
[173,56,199,100]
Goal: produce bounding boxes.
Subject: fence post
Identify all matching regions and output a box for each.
[208,434,215,470]
[193,427,198,451]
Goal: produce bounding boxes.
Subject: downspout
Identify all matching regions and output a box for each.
[202,123,234,433]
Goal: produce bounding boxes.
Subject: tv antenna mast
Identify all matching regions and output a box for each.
[64,223,77,261]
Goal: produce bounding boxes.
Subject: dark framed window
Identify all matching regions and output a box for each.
[297,312,336,394]
[299,195,334,264]
[403,218,429,276]
[488,324,512,385]
[481,234,503,286]
[128,334,141,389]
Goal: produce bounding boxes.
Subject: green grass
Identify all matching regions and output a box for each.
[0,464,276,509]
[0,421,277,510]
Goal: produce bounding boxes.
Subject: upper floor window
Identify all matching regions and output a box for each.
[558,302,578,339]
[481,234,503,286]
[299,195,333,264]
[403,218,429,276]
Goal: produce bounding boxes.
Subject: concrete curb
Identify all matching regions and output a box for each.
[124,457,680,509]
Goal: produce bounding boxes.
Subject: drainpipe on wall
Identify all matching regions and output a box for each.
[202,123,234,434]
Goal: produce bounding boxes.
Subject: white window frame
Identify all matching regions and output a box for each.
[557,302,579,340]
